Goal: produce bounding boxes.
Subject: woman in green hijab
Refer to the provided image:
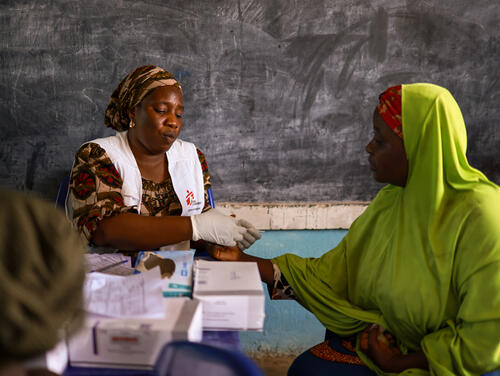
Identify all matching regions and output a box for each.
[209,83,500,375]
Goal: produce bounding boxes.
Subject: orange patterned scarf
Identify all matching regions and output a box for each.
[377,85,402,138]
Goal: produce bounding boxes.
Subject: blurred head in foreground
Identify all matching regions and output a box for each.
[0,188,85,375]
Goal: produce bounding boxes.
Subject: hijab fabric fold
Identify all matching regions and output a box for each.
[273,83,500,375]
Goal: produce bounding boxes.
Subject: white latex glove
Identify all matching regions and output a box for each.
[236,218,262,250]
[190,208,246,246]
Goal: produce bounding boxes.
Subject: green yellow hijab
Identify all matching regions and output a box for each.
[273,83,500,375]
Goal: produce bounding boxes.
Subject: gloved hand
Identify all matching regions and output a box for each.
[236,219,262,250]
[190,208,246,246]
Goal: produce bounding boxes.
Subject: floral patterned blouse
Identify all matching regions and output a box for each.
[69,142,211,244]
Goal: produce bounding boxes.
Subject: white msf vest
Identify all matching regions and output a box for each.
[68,131,205,251]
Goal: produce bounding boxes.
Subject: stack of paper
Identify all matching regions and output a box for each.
[84,253,134,275]
[193,260,265,331]
[67,267,202,369]
[83,268,166,318]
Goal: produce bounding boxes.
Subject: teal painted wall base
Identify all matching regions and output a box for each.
[240,230,347,355]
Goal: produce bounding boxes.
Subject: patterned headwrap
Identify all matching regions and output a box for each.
[104,65,182,131]
[377,85,403,138]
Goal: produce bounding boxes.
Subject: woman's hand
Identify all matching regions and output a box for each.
[190,209,247,246]
[360,324,428,372]
[361,325,402,372]
[206,243,243,261]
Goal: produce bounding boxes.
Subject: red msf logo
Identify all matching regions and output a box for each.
[186,190,194,205]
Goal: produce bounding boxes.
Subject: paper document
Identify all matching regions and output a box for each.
[84,253,133,275]
[83,267,165,318]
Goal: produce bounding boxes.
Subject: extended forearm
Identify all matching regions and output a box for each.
[237,252,274,285]
[92,212,192,250]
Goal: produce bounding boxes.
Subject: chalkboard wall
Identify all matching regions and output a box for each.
[1,0,499,202]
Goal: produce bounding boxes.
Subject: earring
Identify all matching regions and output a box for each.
[129,119,135,128]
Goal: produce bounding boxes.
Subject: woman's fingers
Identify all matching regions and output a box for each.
[360,331,369,350]
[368,325,381,347]
[385,332,396,346]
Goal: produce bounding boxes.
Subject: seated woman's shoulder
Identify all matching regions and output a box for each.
[195,146,205,157]
[454,187,500,235]
[75,142,107,161]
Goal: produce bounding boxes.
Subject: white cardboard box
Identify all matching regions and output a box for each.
[23,338,68,374]
[193,260,265,331]
[67,298,202,370]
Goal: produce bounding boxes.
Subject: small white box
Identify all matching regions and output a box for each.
[67,298,202,370]
[23,338,68,374]
[193,260,265,331]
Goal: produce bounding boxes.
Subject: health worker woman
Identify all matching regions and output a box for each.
[67,65,260,253]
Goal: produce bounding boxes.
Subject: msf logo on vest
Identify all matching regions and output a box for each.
[186,190,195,206]
[185,189,202,214]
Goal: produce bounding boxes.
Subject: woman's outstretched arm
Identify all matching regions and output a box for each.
[92,213,192,250]
[207,244,274,285]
